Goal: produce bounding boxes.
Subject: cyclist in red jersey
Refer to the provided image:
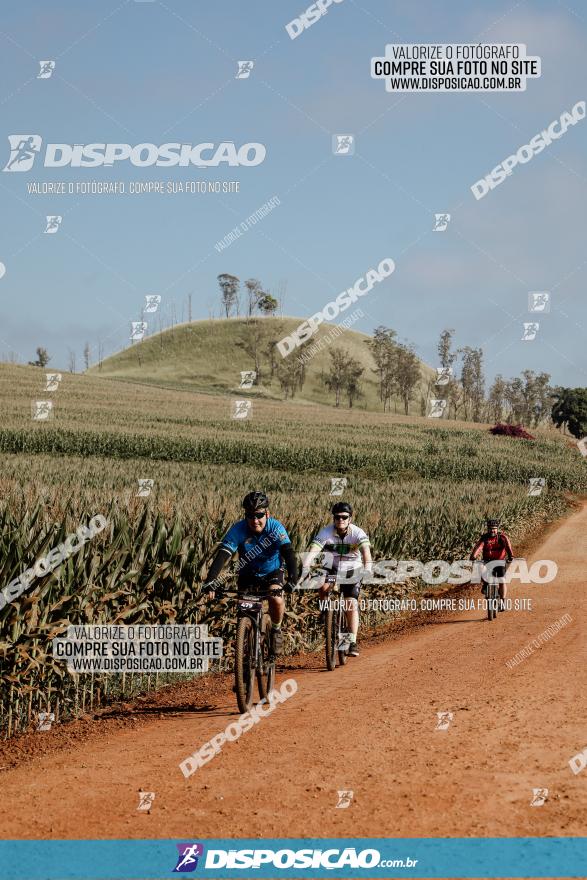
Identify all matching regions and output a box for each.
[470,518,514,611]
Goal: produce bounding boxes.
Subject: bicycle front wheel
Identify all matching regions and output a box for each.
[235,616,256,712]
[257,613,275,700]
[325,607,337,671]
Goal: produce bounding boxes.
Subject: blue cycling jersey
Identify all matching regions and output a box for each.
[220,517,291,577]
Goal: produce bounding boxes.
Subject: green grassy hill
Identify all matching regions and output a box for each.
[91,317,436,412]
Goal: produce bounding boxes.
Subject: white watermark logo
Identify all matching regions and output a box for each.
[45,373,62,392]
[36,712,54,731]
[137,479,154,498]
[569,747,587,776]
[232,400,252,420]
[336,790,354,808]
[0,515,109,611]
[528,291,550,313]
[37,60,56,79]
[239,371,256,389]
[435,711,453,730]
[144,295,161,313]
[32,400,53,420]
[330,476,348,496]
[332,134,354,156]
[428,399,447,418]
[522,322,539,341]
[528,477,546,497]
[433,213,451,231]
[131,321,147,341]
[236,61,254,79]
[286,0,345,40]
[3,139,266,171]
[530,788,548,807]
[179,678,298,777]
[471,101,585,199]
[137,791,155,812]
[44,215,62,234]
[277,259,394,358]
[3,135,42,172]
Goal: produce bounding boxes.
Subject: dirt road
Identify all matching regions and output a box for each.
[1,504,585,840]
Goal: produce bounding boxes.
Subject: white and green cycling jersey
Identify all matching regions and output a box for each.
[309,523,370,575]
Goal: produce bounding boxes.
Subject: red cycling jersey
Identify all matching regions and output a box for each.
[471,531,513,562]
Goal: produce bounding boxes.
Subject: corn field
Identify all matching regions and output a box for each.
[1,364,585,739]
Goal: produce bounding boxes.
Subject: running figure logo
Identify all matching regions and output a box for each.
[44,216,62,234]
[173,843,204,872]
[528,291,550,313]
[3,135,42,172]
[137,479,154,498]
[236,61,254,79]
[137,791,155,812]
[435,366,452,386]
[336,790,354,809]
[239,370,256,389]
[428,399,447,418]
[45,373,62,392]
[530,788,548,806]
[330,476,348,496]
[37,60,55,79]
[36,712,54,731]
[32,400,53,421]
[131,322,147,341]
[232,400,252,420]
[433,213,451,232]
[144,295,161,313]
[528,477,546,497]
[435,711,453,730]
[522,322,539,341]
[332,135,355,156]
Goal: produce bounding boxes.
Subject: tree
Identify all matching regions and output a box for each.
[257,293,278,316]
[217,273,240,318]
[28,347,50,367]
[366,325,397,411]
[244,278,264,317]
[275,357,302,399]
[438,328,457,372]
[67,349,77,373]
[394,343,421,415]
[323,348,350,407]
[83,342,90,371]
[551,387,587,438]
[459,347,484,422]
[236,319,266,384]
[322,348,365,409]
[487,374,507,423]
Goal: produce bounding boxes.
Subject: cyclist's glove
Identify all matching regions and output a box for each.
[204,582,225,601]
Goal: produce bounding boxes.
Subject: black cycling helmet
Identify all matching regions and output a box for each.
[486,518,500,528]
[332,501,353,516]
[243,491,269,513]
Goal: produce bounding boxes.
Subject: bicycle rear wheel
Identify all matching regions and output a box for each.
[487,583,497,621]
[325,606,337,671]
[337,606,348,666]
[235,616,256,712]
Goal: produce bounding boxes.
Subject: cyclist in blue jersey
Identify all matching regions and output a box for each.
[203,492,297,655]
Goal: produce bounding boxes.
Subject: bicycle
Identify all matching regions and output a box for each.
[322,572,352,671]
[233,590,276,713]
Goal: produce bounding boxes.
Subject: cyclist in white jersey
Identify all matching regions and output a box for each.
[300,502,372,656]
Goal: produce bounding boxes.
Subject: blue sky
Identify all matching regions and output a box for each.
[0,0,585,386]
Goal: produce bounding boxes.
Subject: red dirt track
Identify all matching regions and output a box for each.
[1,504,585,846]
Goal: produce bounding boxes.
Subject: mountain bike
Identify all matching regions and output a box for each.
[483,564,505,621]
[322,573,352,671]
[234,590,275,713]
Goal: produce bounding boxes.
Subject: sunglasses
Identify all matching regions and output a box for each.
[333,514,350,520]
[246,511,267,520]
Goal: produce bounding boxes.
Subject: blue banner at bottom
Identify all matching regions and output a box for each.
[0,838,585,879]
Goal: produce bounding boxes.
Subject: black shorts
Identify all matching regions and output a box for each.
[238,568,284,596]
[483,562,506,582]
[323,571,361,600]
